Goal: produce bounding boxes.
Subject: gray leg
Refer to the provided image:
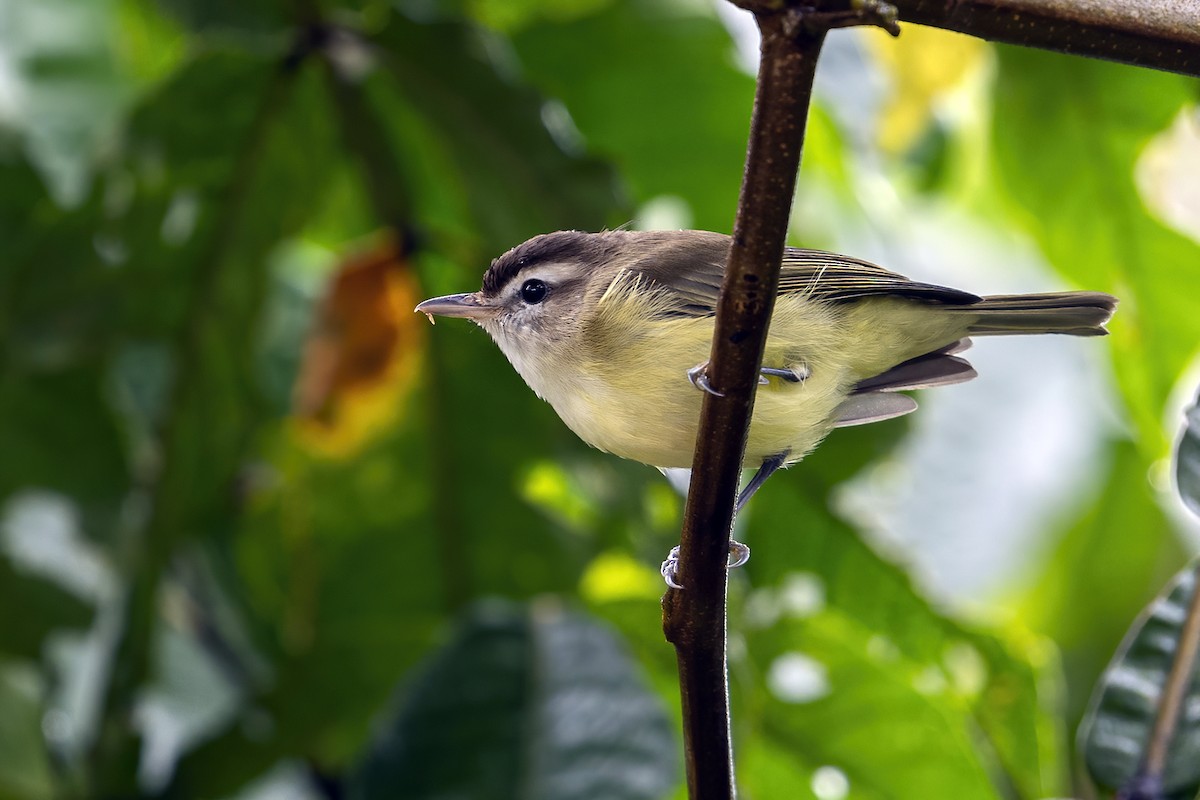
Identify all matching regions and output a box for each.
[736,451,789,511]
[760,364,810,383]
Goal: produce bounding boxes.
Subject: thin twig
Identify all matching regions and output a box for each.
[661,2,852,796]
[1120,563,1200,800]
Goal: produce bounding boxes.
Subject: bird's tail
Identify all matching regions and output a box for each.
[964,291,1117,336]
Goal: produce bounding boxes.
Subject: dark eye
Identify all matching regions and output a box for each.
[520,279,548,304]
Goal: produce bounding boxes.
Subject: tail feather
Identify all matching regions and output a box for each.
[965,291,1117,336]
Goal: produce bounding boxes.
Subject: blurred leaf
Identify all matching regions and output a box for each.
[370,11,624,248]
[153,0,291,35]
[745,610,1000,799]
[992,48,1200,454]
[0,155,121,369]
[100,49,341,532]
[511,0,754,231]
[1017,441,1182,725]
[0,0,130,204]
[0,367,129,542]
[864,26,987,155]
[466,0,614,33]
[292,237,426,456]
[1178,388,1200,517]
[349,600,678,800]
[1080,558,1200,799]
[0,665,55,800]
[0,555,93,660]
[740,477,1064,798]
[82,49,345,795]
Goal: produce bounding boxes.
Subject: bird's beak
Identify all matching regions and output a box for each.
[415,292,495,323]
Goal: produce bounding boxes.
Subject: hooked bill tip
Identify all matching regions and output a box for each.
[414,292,491,322]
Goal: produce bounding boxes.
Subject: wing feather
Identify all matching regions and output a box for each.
[623,233,980,317]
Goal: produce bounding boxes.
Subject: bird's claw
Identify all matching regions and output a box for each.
[728,540,751,569]
[661,547,684,589]
[660,541,751,589]
[687,361,725,397]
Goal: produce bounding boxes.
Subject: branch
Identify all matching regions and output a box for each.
[661,2,864,796]
[894,0,1200,77]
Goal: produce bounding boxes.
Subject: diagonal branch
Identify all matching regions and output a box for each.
[894,0,1200,77]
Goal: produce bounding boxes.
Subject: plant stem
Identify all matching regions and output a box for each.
[662,4,833,797]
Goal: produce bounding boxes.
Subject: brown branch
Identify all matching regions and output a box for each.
[660,0,1194,796]
[660,2,866,796]
[894,0,1200,77]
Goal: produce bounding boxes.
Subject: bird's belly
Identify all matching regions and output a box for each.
[547,368,846,469]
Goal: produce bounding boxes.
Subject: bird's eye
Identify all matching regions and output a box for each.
[520,279,548,304]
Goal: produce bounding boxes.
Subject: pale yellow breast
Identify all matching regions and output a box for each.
[544,289,972,469]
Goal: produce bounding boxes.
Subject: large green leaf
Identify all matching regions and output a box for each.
[992,47,1200,454]
[1080,558,1200,799]
[0,368,129,542]
[736,475,1064,799]
[369,11,625,251]
[0,555,93,660]
[745,610,999,799]
[0,666,55,800]
[511,0,755,232]
[348,601,678,800]
[1017,441,1183,727]
[80,49,345,795]
[153,0,291,35]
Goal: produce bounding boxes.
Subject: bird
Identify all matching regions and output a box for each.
[416,229,1116,569]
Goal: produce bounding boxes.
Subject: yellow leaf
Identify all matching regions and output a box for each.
[292,236,425,457]
[865,26,988,154]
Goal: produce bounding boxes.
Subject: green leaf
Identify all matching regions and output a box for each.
[991,48,1200,455]
[0,665,55,800]
[0,368,129,541]
[1178,387,1200,517]
[369,11,625,249]
[747,611,1001,799]
[511,0,755,232]
[0,554,93,660]
[1080,558,1200,799]
[1017,441,1183,726]
[738,477,1064,798]
[153,0,291,35]
[349,601,678,800]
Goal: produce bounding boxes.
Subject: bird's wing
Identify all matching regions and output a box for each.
[777,250,980,304]
[628,240,980,317]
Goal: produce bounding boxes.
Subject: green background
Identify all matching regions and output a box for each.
[1,0,1198,797]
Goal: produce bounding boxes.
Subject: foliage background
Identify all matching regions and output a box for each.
[1,0,1198,797]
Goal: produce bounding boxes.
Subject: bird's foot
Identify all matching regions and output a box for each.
[687,361,724,397]
[660,540,751,590]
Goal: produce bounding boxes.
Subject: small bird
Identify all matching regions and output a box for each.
[417,229,1116,515]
